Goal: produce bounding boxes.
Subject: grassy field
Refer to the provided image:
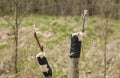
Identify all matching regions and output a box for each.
[0,15,120,78]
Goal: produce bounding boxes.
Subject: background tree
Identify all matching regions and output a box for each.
[0,0,30,75]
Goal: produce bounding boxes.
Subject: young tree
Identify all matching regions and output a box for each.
[0,0,30,75]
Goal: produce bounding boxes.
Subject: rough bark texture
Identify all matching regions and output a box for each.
[68,58,79,78]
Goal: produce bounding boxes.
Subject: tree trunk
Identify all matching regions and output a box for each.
[14,0,19,74]
[68,34,82,78]
[68,58,79,78]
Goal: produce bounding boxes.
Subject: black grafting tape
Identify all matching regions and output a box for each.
[70,35,81,58]
[37,57,52,77]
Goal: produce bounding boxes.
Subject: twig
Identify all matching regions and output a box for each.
[82,10,87,32]
[104,14,108,78]
[33,25,44,52]
[34,25,52,78]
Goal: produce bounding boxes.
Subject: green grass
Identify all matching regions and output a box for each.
[0,23,10,27]
[23,21,33,27]
[0,15,120,78]
[0,43,7,50]
[46,34,67,49]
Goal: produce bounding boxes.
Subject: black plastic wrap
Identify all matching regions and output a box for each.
[70,35,82,58]
[37,56,52,77]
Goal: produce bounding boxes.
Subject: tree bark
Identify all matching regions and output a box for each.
[68,58,79,78]
[14,0,19,74]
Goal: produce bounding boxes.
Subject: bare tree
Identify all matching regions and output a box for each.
[0,0,30,75]
[0,0,120,18]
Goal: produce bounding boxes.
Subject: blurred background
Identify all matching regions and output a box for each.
[0,0,120,78]
[0,0,120,18]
